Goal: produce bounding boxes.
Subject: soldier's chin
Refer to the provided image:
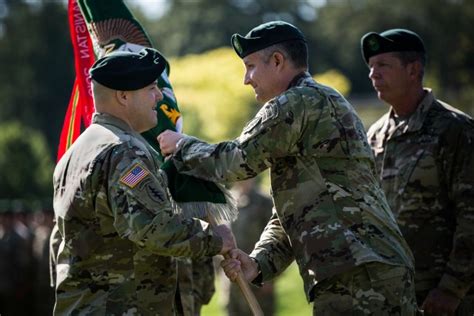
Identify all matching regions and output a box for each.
[145,118,158,132]
[377,91,389,102]
[255,93,268,104]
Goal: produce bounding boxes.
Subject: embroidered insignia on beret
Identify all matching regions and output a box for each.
[232,36,243,56]
[231,21,306,58]
[367,37,379,52]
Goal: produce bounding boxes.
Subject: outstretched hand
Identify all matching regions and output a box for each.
[221,248,259,283]
[157,130,184,156]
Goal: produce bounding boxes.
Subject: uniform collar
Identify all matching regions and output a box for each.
[399,88,434,133]
[92,112,134,133]
[287,71,312,89]
[380,88,435,140]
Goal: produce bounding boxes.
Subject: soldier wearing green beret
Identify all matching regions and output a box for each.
[361,29,474,315]
[51,48,236,315]
[72,1,240,314]
[159,21,417,315]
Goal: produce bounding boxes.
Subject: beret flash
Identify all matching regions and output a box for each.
[361,28,425,64]
[231,21,306,58]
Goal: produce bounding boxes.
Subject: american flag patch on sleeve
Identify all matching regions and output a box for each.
[120,163,150,188]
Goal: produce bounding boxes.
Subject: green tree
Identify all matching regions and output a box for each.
[137,0,319,58]
[0,0,73,159]
[312,0,474,112]
[0,121,53,199]
[170,47,256,141]
[170,47,352,142]
[314,69,351,97]
[133,0,473,114]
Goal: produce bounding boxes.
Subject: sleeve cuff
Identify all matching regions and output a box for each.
[175,135,187,152]
[438,274,472,299]
[251,251,275,283]
[206,235,222,256]
[203,221,223,256]
[174,135,196,155]
[249,257,263,287]
[172,136,199,170]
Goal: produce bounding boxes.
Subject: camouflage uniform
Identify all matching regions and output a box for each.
[313,262,415,315]
[175,258,195,316]
[51,113,223,315]
[75,1,221,313]
[176,256,215,315]
[367,89,474,312]
[172,72,416,313]
[190,256,216,312]
[224,183,275,316]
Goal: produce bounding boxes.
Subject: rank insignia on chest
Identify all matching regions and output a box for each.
[120,163,150,188]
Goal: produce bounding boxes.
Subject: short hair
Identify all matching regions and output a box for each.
[260,39,308,69]
[395,51,426,66]
[394,51,426,79]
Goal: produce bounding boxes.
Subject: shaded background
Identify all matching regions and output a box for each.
[0,0,472,202]
[0,0,472,315]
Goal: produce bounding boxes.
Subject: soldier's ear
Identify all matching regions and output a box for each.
[407,61,422,80]
[115,90,129,107]
[272,51,285,68]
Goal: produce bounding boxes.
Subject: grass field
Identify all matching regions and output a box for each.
[201,262,312,315]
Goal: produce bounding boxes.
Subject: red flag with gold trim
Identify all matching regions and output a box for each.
[57,0,95,161]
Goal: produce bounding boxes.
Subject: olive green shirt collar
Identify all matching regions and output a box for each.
[287,71,311,89]
[382,88,434,139]
[92,112,153,149]
[92,112,132,131]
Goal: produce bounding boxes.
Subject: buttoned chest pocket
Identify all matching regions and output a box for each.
[385,136,439,198]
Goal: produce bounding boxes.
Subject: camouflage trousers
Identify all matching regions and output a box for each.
[312,262,417,315]
[451,294,474,316]
[176,256,216,316]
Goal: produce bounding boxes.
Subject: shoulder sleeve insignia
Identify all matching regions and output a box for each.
[277,94,289,105]
[260,99,280,124]
[120,163,150,188]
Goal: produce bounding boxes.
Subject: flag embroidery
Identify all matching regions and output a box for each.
[120,164,150,188]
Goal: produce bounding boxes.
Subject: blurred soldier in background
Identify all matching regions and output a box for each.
[0,201,35,316]
[222,178,275,316]
[361,28,474,315]
[30,203,55,315]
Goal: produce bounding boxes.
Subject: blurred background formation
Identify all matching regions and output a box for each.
[0,0,472,315]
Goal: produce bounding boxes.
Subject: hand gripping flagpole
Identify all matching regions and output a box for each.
[207,215,263,316]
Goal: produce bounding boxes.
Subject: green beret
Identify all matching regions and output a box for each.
[90,47,166,90]
[361,28,425,64]
[231,21,306,58]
